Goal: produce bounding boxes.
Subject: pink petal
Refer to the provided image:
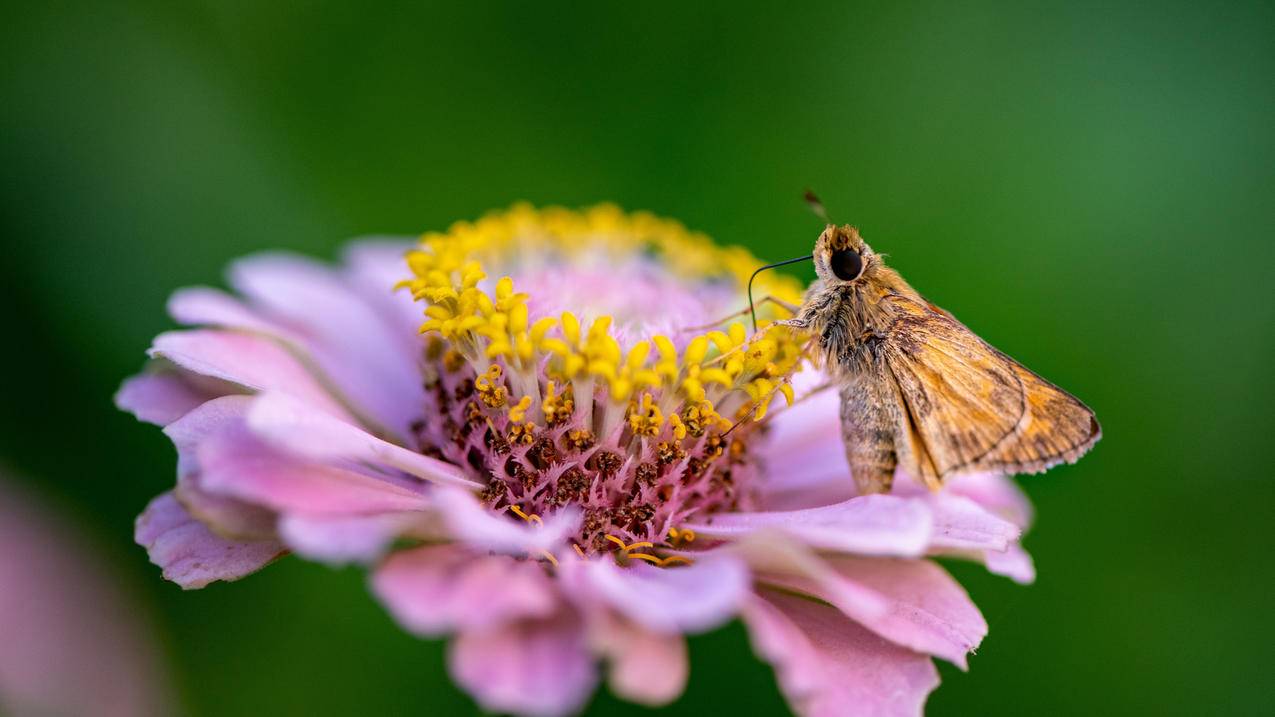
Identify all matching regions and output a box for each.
[149,329,349,419]
[372,545,559,636]
[743,591,940,717]
[762,552,987,669]
[197,417,430,515]
[925,493,1021,553]
[896,471,1035,581]
[278,511,434,564]
[569,555,749,634]
[166,394,433,559]
[163,396,278,539]
[895,470,1034,530]
[115,370,215,426]
[167,286,279,334]
[589,613,687,706]
[945,472,1034,528]
[431,486,580,554]
[763,480,861,513]
[449,611,597,717]
[736,534,892,623]
[171,484,277,542]
[982,543,1036,584]
[134,493,284,589]
[742,529,987,666]
[228,252,425,436]
[164,395,252,469]
[340,240,422,334]
[759,375,858,510]
[685,494,933,557]
[245,391,480,489]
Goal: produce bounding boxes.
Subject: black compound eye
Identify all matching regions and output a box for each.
[829,249,863,281]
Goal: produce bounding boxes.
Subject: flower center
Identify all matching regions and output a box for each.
[401,204,808,556]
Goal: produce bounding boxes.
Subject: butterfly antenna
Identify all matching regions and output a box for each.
[747,254,812,331]
[803,189,831,223]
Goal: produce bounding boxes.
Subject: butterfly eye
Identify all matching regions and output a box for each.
[829,249,863,281]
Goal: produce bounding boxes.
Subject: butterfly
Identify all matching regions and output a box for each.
[754,202,1100,493]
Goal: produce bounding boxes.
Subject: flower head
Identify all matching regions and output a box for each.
[121,204,1036,717]
[397,203,807,557]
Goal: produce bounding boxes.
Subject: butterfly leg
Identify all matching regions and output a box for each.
[756,296,801,314]
[769,318,809,330]
[678,296,802,333]
[781,378,835,409]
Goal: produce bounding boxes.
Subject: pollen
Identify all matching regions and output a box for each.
[475,365,508,408]
[507,395,533,423]
[667,527,696,547]
[565,429,596,452]
[540,382,574,426]
[628,394,665,437]
[506,421,535,446]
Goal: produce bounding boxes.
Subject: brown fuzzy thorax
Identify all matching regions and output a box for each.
[800,263,919,378]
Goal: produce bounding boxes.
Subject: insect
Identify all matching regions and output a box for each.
[752,197,1100,494]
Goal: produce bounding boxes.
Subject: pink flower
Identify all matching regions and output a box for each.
[0,473,174,717]
[120,204,1036,717]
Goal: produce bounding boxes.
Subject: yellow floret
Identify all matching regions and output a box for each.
[402,203,810,441]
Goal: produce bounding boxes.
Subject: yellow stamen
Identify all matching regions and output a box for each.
[507,395,533,423]
[541,381,574,425]
[667,527,696,547]
[628,393,665,437]
[667,413,688,440]
[508,505,543,526]
[508,421,536,445]
[475,364,508,408]
[403,205,807,396]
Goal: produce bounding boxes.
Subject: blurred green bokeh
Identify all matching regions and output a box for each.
[2,1,1272,715]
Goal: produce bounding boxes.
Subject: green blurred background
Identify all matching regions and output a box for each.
[2,1,1272,715]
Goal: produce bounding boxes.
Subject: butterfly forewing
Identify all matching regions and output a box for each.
[881,294,1098,482]
[976,361,1101,473]
[881,296,1026,483]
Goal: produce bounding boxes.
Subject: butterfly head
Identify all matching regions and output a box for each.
[814,224,877,284]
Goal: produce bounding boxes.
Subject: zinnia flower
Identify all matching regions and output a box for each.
[120,204,1036,717]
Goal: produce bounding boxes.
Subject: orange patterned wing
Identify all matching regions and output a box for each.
[880,295,1025,486]
[975,361,1101,474]
[880,295,1098,484]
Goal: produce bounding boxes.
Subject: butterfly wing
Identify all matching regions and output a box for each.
[881,295,1099,485]
[976,360,1102,473]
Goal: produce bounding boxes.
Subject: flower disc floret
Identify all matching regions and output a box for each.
[401,204,807,556]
